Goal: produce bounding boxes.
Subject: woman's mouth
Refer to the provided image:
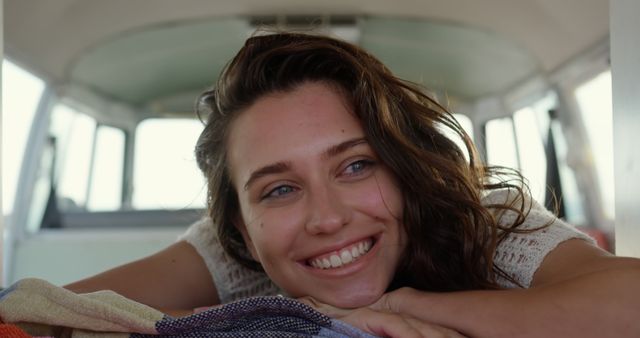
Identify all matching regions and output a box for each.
[307,238,374,269]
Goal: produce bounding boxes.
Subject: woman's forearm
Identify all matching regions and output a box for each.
[64,241,219,311]
[387,268,640,338]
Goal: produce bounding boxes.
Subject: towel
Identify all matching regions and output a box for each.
[0,278,377,338]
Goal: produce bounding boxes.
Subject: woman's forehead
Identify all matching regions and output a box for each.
[229,82,361,139]
[225,82,366,180]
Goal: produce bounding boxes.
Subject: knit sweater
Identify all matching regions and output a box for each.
[180,190,594,303]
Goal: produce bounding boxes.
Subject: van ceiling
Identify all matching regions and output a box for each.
[4,0,609,116]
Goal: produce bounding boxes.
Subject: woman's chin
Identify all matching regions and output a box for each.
[315,288,384,309]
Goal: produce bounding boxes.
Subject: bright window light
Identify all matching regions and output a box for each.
[2,61,45,216]
[513,107,547,201]
[87,126,125,211]
[440,113,474,161]
[133,118,206,209]
[574,70,614,220]
[53,105,96,208]
[485,117,519,170]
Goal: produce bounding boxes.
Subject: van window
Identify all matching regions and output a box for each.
[132,118,206,209]
[484,94,554,203]
[441,113,474,161]
[574,70,614,221]
[453,113,474,139]
[513,107,547,201]
[551,118,587,225]
[49,104,127,213]
[86,126,125,211]
[2,61,45,217]
[485,117,519,170]
[52,104,97,210]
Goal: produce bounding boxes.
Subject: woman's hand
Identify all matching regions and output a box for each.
[368,287,416,313]
[299,296,466,338]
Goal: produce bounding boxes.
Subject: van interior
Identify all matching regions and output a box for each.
[3,0,638,287]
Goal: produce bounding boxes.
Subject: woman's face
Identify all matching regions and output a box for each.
[227,82,406,308]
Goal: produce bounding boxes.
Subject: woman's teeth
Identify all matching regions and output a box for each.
[309,239,373,269]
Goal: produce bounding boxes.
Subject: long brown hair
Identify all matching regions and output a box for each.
[195,31,532,292]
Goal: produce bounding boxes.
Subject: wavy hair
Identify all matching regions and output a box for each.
[195,31,534,292]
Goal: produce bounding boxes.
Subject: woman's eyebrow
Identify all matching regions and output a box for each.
[244,161,291,191]
[243,137,368,191]
[323,137,368,159]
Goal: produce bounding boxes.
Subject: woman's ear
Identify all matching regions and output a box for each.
[234,217,260,262]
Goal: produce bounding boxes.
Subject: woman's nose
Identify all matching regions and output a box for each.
[304,185,351,235]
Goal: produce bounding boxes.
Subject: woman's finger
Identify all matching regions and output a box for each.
[338,307,424,338]
[404,317,468,338]
[298,296,466,338]
[370,287,415,313]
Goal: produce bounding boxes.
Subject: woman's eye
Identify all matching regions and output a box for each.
[343,159,375,176]
[262,185,296,200]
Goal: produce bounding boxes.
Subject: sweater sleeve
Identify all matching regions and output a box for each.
[485,190,596,288]
[178,218,281,303]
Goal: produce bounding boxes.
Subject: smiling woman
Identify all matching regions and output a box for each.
[226,82,406,308]
[59,32,640,337]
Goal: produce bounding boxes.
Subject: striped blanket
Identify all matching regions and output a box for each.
[0,278,376,338]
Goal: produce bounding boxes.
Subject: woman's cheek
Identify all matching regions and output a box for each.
[250,207,305,251]
[352,180,403,219]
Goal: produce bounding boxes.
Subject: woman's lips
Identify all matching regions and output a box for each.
[307,238,374,269]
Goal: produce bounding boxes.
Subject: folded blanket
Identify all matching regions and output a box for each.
[0,323,39,338]
[0,278,377,338]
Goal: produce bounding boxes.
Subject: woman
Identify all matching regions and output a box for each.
[67,32,640,337]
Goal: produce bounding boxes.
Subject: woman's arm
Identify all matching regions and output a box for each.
[64,240,219,314]
[370,239,640,338]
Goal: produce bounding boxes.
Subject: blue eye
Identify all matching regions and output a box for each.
[343,160,374,176]
[263,185,295,199]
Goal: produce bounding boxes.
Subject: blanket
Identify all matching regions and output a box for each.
[0,278,377,338]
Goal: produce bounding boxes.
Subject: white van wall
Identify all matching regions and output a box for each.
[1,1,5,286]
[10,228,182,285]
[611,0,640,257]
